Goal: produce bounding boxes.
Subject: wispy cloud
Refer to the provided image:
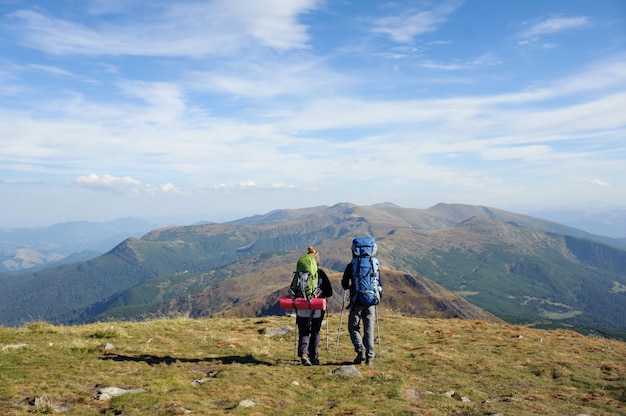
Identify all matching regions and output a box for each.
[26,63,97,84]
[590,179,611,188]
[116,80,186,123]
[186,56,348,100]
[85,0,131,16]
[8,0,321,56]
[372,1,462,43]
[481,145,553,162]
[518,15,590,45]
[28,64,75,77]
[0,178,43,185]
[418,53,502,71]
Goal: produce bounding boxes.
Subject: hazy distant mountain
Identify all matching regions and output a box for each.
[0,203,624,337]
[529,208,626,239]
[0,218,158,273]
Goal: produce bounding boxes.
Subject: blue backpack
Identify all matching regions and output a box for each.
[350,237,381,306]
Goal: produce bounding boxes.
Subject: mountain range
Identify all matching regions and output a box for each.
[0,218,158,273]
[2,206,625,274]
[0,203,624,339]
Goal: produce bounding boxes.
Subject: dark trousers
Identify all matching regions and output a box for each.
[348,303,376,358]
[296,312,325,359]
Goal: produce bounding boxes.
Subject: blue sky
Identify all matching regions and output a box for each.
[1,0,625,227]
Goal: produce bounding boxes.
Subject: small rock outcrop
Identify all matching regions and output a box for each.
[94,387,147,401]
[2,343,29,350]
[328,365,362,377]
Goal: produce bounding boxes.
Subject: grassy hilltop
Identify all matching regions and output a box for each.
[1,315,624,415]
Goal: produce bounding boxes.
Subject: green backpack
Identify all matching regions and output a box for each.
[290,253,319,298]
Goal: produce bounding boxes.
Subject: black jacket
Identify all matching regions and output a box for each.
[318,269,333,298]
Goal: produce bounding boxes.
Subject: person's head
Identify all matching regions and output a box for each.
[307,246,320,261]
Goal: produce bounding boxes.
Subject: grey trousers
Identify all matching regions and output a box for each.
[348,303,376,358]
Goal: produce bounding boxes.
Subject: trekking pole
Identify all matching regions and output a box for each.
[325,305,329,351]
[334,290,346,360]
[293,315,298,361]
[375,304,382,359]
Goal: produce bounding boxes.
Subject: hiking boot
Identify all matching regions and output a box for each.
[301,354,312,366]
[311,357,320,366]
[365,357,373,367]
[353,350,366,364]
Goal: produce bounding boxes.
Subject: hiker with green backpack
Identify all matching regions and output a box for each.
[290,246,333,366]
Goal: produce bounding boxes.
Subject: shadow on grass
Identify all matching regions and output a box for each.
[100,353,272,366]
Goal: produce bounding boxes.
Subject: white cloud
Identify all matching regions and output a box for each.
[75,173,183,195]
[209,181,298,192]
[215,0,320,51]
[590,179,610,188]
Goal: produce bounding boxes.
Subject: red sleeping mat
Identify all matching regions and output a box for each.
[279,297,326,310]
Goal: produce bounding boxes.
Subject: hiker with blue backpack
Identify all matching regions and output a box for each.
[341,237,383,367]
[290,246,333,366]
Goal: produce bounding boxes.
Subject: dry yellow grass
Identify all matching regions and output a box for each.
[0,315,624,415]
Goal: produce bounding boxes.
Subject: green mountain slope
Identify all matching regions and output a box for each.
[88,266,499,324]
[0,203,624,333]
[380,216,626,330]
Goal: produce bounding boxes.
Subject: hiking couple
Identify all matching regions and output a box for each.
[291,238,383,367]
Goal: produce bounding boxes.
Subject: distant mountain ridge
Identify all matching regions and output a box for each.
[529,208,626,239]
[0,203,624,337]
[2,204,624,274]
[230,203,626,249]
[0,218,158,273]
